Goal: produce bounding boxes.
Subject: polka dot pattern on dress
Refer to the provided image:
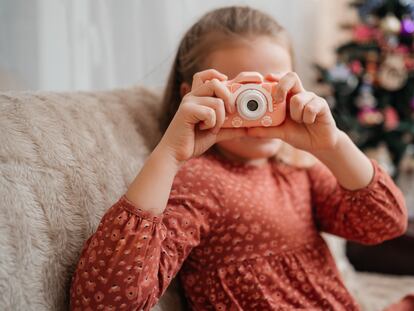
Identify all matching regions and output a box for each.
[70,148,407,311]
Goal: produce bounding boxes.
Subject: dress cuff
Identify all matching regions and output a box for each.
[115,194,164,223]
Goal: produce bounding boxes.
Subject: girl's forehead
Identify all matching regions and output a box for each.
[203,37,292,79]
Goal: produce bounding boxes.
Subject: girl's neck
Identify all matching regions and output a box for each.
[214,146,270,167]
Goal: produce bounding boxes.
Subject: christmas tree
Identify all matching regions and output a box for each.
[316,0,414,179]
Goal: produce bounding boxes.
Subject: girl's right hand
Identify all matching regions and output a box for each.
[158,69,247,164]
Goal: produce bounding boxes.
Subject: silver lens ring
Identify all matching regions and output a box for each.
[236,89,268,120]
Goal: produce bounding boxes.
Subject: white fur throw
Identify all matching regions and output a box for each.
[0,86,413,311]
[0,87,187,310]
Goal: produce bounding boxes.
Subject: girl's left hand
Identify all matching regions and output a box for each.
[247,72,341,153]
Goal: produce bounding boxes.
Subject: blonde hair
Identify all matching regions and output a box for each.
[160,6,316,168]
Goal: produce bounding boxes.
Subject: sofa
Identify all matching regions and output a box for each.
[0,86,413,310]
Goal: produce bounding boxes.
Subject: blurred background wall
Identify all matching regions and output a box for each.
[0,0,352,92]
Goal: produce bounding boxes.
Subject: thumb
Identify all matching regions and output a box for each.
[247,126,286,140]
[216,128,247,142]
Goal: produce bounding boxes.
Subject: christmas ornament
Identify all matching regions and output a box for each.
[329,63,351,81]
[384,106,400,130]
[358,107,384,125]
[356,83,383,126]
[401,15,414,35]
[381,14,402,34]
[355,84,376,109]
[385,35,400,48]
[377,53,408,91]
[353,25,377,42]
[396,44,410,54]
[328,63,359,95]
[350,60,363,76]
[406,56,414,70]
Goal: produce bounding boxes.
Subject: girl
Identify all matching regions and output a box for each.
[70,6,407,311]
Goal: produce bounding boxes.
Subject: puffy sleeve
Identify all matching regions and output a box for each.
[69,164,217,310]
[307,159,408,245]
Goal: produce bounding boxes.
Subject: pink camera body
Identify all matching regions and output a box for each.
[221,72,286,128]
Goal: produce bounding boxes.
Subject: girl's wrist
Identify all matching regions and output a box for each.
[311,130,374,190]
[153,141,185,171]
[125,141,184,215]
[311,130,349,161]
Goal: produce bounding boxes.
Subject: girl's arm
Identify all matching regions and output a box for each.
[126,69,245,215]
[248,72,408,244]
[309,131,407,244]
[69,163,213,310]
[307,153,407,244]
[125,143,182,216]
[311,130,374,190]
[70,69,245,310]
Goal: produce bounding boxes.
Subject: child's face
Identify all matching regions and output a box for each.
[208,36,293,161]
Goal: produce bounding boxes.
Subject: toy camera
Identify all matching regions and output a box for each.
[220,72,286,128]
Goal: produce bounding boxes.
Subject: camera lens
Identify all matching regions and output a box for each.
[236,89,268,120]
[247,100,259,111]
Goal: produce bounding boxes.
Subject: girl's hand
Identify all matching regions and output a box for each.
[248,72,341,153]
[159,69,247,164]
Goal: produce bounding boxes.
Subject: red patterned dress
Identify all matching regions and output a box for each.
[70,148,407,311]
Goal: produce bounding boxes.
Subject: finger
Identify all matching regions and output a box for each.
[183,103,216,130]
[303,98,323,124]
[191,69,227,90]
[264,72,285,82]
[289,92,315,123]
[197,97,225,134]
[274,72,305,104]
[192,79,234,114]
[216,128,247,142]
